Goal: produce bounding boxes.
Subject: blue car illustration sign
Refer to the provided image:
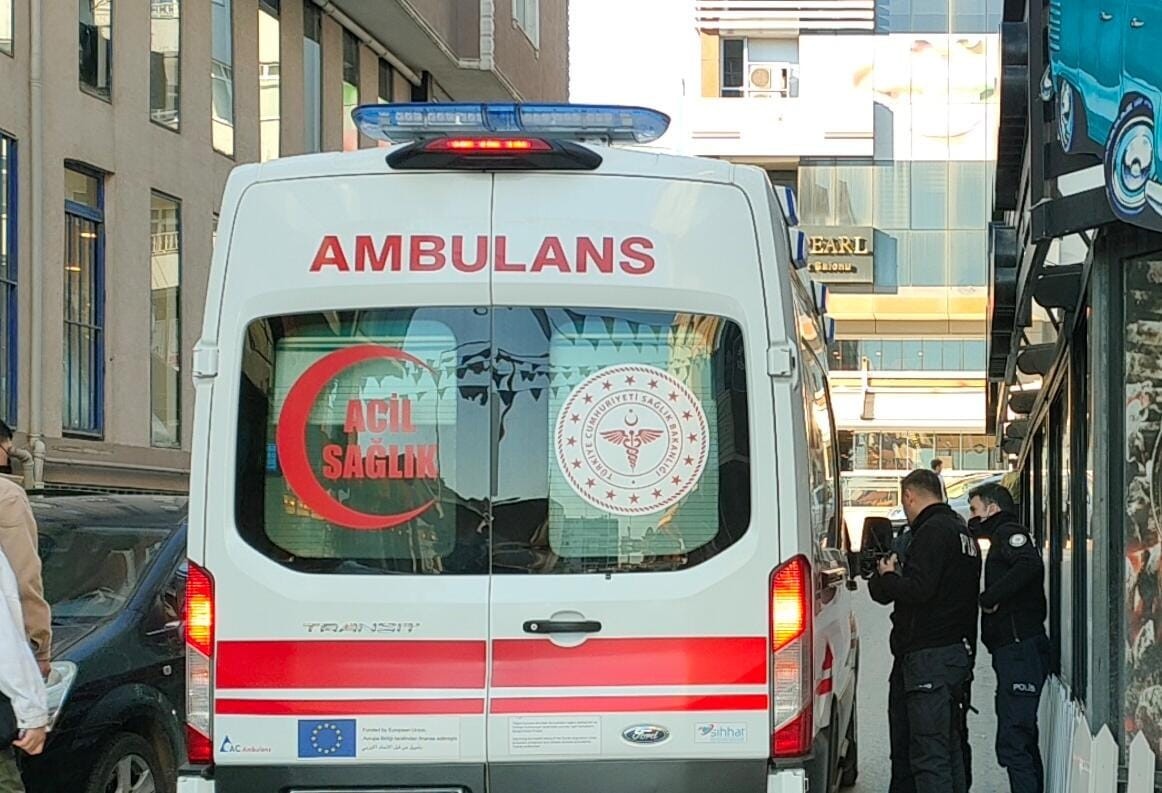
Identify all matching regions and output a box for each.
[1048,0,1162,230]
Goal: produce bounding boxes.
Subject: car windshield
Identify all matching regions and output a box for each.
[946,473,998,500]
[38,520,174,620]
[842,477,901,508]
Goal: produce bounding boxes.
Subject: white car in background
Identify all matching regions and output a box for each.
[841,471,905,552]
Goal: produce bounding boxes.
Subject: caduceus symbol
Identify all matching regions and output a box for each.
[600,411,664,471]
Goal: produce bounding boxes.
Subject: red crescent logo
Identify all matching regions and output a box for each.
[275,344,437,531]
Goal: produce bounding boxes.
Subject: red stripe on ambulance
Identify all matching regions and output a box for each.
[491,637,767,688]
[216,698,486,716]
[216,640,486,689]
[489,694,769,714]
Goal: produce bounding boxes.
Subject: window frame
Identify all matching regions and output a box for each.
[258,0,281,162]
[0,133,16,423]
[1,0,13,56]
[511,0,539,49]
[62,164,106,438]
[719,37,797,99]
[210,0,235,157]
[78,0,114,100]
[302,0,323,153]
[149,0,181,131]
[149,190,182,449]
[341,28,359,152]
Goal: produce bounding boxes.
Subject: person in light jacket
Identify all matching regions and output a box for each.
[0,422,51,678]
[0,543,48,792]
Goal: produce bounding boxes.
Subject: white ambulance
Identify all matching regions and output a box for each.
[180,103,860,793]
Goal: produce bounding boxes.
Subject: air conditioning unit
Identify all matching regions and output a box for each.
[748,63,788,94]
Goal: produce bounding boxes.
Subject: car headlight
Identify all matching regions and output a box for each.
[45,661,77,728]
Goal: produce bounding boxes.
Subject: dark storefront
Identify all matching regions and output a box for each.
[989,1,1162,787]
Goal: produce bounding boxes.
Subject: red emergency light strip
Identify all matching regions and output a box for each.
[217,698,485,716]
[491,637,767,688]
[216,640,487,689]
[422,137,553,153]
[489,694,769,714]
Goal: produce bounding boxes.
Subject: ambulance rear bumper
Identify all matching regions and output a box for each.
[177,760,807,792]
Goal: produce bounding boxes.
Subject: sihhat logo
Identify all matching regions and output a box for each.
[695,722,748,744]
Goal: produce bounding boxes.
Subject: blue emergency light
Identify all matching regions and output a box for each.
[353,102,671,145]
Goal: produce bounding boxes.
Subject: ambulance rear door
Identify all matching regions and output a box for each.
[484,168,785,793]
[202,169,495,791]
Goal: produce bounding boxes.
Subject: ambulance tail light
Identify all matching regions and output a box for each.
[770,555,814,759]
[185,561,215,766]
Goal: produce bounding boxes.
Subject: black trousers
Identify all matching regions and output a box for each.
[991,632,1050,793]
[887,641,971,790]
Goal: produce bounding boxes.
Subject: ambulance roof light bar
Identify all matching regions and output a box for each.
[353,102,671,145]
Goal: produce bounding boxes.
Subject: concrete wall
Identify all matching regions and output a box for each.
[493,0,568,101]
[0,0,560,491]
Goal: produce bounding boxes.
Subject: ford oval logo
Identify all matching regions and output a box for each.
[622,724,670,745]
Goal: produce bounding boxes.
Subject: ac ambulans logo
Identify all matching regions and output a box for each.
[555,365,709,516]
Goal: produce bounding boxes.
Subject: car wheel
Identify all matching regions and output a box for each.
[84,733,169,793]
[1105,96,1155,218]
[1058,79,1086,154]
[839,688,859,788]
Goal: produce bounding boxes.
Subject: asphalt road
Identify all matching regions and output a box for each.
[847,585,1009,792]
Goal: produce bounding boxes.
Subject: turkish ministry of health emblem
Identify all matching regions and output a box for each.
[554,364,709,516]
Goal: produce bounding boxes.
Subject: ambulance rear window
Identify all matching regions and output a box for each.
[234,307,750,575]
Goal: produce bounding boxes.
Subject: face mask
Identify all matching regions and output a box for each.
[967,516,983,532]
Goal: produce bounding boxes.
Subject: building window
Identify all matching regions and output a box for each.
[303,1,322,153]
[341,29,358,152]
[211,0,234,156]
[150,0,181,129]
[259,0,280,162]
[949,230,988,286]
[512,0,539,48]
[79,0,113,98]
[1,0,12,54]
[0,135,15,422]
[829,337,988,372]
[843,432,995,471]
[63,166,105,436]
[150,193,180,448]
[720,37,799,99]
[910,162,949,230]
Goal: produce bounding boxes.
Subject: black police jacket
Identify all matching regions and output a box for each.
[868,503,982,656]
[978,511,1047,652]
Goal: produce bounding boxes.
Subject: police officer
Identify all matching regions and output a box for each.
[869,468,981,793]
[968,482,1049,793]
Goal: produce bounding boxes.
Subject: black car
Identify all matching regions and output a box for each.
[20,494,188,793]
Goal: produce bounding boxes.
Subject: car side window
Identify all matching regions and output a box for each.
[161,561,187,624]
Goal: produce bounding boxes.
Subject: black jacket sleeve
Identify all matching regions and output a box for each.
[867,572,894,604]
[870,526,945,605]
[980,527,1042,609]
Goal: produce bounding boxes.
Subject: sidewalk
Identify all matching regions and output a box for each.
[850,587,1009,791]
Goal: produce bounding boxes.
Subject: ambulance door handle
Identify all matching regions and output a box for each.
[523,619,603,635]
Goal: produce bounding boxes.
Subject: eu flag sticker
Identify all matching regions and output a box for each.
[297,720,357,758]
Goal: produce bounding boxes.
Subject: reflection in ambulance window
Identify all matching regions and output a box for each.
[491,308,751,575]
[235,309,492,575]
[233,307,751,576]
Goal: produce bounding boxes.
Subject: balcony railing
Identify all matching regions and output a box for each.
[684,96,873,159]
[695,0,876,32]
